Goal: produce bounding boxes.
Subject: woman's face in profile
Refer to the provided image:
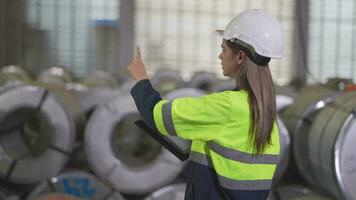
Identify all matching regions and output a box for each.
[218,40,240,78]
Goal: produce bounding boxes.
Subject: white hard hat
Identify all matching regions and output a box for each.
[217,9,283,59]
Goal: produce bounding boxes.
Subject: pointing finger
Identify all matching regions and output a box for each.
[136,46,141,58]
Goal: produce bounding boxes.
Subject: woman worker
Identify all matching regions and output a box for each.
[128,9,283,200]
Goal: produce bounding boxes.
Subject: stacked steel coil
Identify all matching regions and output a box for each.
[280,85,356,200]
[2,66,353,200]
[151,69,185,95]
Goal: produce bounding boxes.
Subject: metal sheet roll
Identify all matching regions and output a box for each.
[38,85,86,140]
[30,194,80,200]
[209,78,235,93]
[165,88,206,99]
[144,183,186,200]
[306,91,356,199]
[0,86,76,184]
[280,85,337,136]
[276,94,294,112]
[117,81,136,95]
[68,71,120,116]
[271,117,291,187]
[85,95,184,194]
[26,170,125,200]
[280,85,341,183]
[36,85,86,168]
[37,66,73,87]
[151,70,184,95]
[275,85,297,112]
[78,70,119,89]
[275,84,298,100]
[66,83,120,116]
[164,88,207,154]
[0,65,31,84]
[269,184,332,200]
[0,184,21,200]
[0,190,7,200]
[188,72,219,92]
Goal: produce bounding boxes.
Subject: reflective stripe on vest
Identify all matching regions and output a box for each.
[161,101,278,163]
[189,151,213,167]
[162,101,177,136]
[189,151,272,190]
[160,100,276,190]
[208,142,278,164]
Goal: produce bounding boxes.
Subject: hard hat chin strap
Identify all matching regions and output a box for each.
[251,54,271,66]
[229,38,271,66]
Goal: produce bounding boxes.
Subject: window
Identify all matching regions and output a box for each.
[134,0,296,85]
[24,0,120,76]
[308,0,356,83]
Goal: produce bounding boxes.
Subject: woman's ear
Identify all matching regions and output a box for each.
[236,50,246,65]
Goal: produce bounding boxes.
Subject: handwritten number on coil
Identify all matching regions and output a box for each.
[62,177,96,197]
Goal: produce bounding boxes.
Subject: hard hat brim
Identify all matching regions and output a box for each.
[215,30,224,38]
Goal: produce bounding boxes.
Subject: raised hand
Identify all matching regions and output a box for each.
[127,46,148,81]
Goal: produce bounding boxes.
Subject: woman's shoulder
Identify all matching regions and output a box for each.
[201,90,249,107]
[208,89,247,96]
[216,90,249,100]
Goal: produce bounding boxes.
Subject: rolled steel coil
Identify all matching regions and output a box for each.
[67,71,120,116]
[85,95,184,194]
[0,190,7,200]
[78,70,119,89]
[269,184,332,200]
[37,66,73,87]
[37,84,86,140]
[30,194,80,200]
[0,184,22,199]
[281,85,356,199]
[304,91,356,199]
[275,84,298,100]
[66,83,120,116]
[26,170,125,200]
[0,65,32,90]
[280,85,342,183]
[188,72,219,92]
[144,183,186,200]
[209,78,235,92]
[271,117,291,187]
[151,70,184,96]
[0,86,76,184]
[165,88,206,99]
[276,94,294,112]
[117,80,136,95]
[0,65,31,84]
[275,84,297,112]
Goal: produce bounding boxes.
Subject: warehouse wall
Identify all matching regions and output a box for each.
[1,0,356,84]
[307,0,356,83]
[134,0,296,85]
[0,0,26,67]
[23,0,123,77]
[0,0,3,66]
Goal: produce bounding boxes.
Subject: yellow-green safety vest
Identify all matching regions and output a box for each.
[153,90,280,190]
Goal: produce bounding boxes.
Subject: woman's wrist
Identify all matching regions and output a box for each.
[134,75,148,82]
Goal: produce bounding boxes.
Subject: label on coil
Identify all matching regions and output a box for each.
[174,192,185,200]
[60,177,96,198]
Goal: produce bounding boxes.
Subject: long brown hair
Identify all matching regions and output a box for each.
[227,40,276,155]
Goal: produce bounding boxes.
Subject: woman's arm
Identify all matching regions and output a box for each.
[130,79,162,131]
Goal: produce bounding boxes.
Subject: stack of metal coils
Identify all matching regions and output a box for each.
[150,69,185,96]
[0,65,80,198]
[188,71,219,92]
[0,66,127,199]
[84,85,205,197]
[279,84,356,200]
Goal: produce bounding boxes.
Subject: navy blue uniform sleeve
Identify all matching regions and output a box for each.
[130,79,162,131]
